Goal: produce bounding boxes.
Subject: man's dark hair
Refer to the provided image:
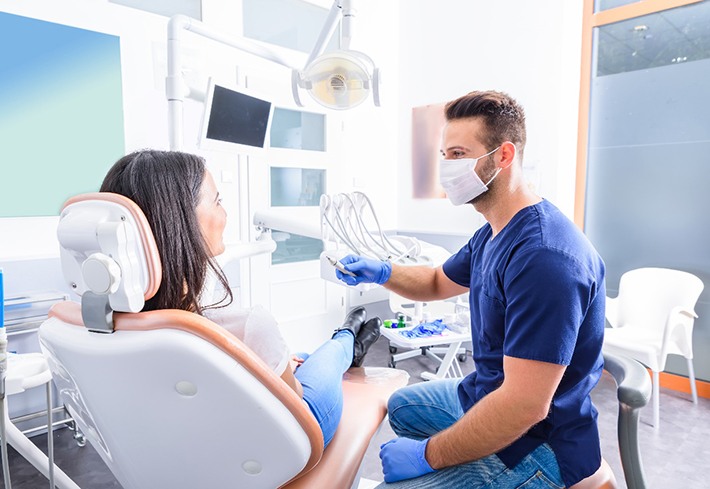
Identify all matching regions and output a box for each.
[445,90,526,155]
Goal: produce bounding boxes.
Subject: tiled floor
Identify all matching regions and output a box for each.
[1,334,709,488]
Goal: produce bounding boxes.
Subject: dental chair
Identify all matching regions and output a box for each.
[38,193,409,489]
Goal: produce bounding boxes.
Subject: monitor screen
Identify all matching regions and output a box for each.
[199,80,273,151]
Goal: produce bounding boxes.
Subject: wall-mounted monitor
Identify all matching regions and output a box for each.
[198,78,274,152]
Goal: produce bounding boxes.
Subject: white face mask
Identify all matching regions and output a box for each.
[439,147,501,205]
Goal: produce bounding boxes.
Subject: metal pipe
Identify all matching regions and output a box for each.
[0,324,12,489]
[340,0,355,51]
[304,1,342,67]
[166,14,297,150]
[11,406,67,424]
[46,383,54,489]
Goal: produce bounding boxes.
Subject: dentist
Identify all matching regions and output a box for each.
[336,91,606,488]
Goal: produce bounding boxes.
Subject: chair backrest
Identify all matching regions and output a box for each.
[615,267,703,335]
[40,193,323,489]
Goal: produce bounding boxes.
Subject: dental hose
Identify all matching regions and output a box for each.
[0,268,11,488]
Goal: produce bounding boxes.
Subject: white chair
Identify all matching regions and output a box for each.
[38,193,409,489]
[602,267,703,429]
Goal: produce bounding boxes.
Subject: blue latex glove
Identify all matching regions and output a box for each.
[379,437,435,483]
[335,254,392,286]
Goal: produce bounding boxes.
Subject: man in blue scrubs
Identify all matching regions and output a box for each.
[336,91,606,488]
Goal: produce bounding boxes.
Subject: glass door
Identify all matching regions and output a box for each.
[579,0,710,380]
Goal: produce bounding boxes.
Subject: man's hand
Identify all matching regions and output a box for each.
[379,437,435,483]
[335,255,392,286]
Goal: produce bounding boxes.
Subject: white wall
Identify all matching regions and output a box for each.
[0,0,584,266]
[394,0,584,236]
[329,1,400,230]
[0,0,168,260]
[0,0,318,260]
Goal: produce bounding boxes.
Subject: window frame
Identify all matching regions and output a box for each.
[573,0,703,227]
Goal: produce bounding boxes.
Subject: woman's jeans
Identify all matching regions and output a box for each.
[376,379,565,488]
[294,330,353,448]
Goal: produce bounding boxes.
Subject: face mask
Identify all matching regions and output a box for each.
[439,147,501,205]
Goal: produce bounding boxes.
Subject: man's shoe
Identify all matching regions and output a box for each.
[352,317,382,367]
[333,306,367,338]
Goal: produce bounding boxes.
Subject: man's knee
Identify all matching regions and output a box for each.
[387,385,411,414]
[386,386,410,432]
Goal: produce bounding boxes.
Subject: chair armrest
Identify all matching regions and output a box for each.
[671,306,697,319]
[603,352,651,409]
[661,306,697,359]
[605,296,620,328]
[603,352,651,489]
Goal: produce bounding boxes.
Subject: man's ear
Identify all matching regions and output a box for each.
[498,141,517,170]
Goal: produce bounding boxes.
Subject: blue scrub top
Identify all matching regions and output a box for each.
[442,199,605,487]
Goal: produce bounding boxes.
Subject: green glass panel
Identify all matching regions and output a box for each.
[271,229,323,265]
[270,167,325,207]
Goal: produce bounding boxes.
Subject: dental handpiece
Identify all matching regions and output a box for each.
[326,255,356,277]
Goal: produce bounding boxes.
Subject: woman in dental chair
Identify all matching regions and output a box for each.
[99,149,382,448]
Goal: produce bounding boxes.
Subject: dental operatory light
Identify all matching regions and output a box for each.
[167,0,379,149]
[292,49,380,110]
[290,0,380,110]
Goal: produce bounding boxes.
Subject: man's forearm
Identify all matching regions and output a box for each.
[425,386,545,469]
[386,265,460,302]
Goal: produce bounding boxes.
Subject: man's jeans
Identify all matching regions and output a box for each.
[376,379,565,488]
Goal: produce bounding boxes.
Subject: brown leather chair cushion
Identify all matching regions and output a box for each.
[283,367,409,488]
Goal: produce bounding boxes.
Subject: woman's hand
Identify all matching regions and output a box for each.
[290,355,305,372]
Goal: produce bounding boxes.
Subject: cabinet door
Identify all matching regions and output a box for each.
[247,105,347,353]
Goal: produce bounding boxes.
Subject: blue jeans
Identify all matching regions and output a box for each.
[376,379,564,488]
[294,330,353,448]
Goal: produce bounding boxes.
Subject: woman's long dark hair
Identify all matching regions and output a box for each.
[100,149,232,313]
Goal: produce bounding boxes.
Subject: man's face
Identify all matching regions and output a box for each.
[441,118,499,204]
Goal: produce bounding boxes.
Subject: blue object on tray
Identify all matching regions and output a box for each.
[399,319,447,339]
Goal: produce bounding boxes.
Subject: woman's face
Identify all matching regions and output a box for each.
[196,170,227,256]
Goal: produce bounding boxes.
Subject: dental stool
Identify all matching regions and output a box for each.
[39,193,409,489]
[571,352,652,489]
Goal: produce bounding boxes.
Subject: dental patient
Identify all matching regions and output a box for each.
[100,149,381,448]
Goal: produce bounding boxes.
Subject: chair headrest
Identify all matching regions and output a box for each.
[57,193,162,325]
